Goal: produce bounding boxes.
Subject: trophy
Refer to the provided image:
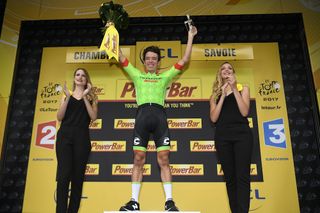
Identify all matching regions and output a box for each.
[184,14,194,31]
[99,1,129,61]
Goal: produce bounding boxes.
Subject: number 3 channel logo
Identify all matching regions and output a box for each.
[263,118,286,149]
[35,121,57,149]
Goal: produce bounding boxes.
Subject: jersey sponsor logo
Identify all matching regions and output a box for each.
[163,137,170,145]
[147,141,177,152]
[114,119,135,129]
[85,164,99,175]
[170,164,204,176]
[117,79,201,100]
[112,164,151,175]
[35,121,57,150]
[91,141,126,152]
[133,137,141,146]
[89,119,102,129]
[217,164,257,176]
[190,141,216,152]
[167,118,202,129]
[263,118,286,149]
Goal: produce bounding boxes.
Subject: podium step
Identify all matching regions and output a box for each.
[104,212,200,213]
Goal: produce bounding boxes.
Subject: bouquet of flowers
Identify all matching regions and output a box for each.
[99,1,129,61]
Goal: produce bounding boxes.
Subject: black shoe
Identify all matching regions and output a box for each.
[119,200,140,211]
[165,200,179,211]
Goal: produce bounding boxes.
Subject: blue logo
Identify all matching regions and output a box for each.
[263,118,286,148]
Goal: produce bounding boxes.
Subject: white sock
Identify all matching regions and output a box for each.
[163,182,172,201]
[131,182,141,202]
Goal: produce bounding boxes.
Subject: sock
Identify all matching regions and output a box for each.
[163,182,172,201]
[131,182,141,202]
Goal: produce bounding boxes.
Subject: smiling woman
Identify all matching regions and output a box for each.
[55,68,98,213]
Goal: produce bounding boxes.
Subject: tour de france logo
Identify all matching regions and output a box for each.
[258,80,280,96]
[40,82,62,99]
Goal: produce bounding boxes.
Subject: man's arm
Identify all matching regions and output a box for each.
[119,48,127,64]
[177,26,197,67]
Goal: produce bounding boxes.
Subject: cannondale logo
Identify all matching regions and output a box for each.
[134,137,141,145]
[163,137,170,145]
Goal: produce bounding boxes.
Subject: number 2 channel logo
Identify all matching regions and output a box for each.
[35,121,57,149]
[263,118,286,149]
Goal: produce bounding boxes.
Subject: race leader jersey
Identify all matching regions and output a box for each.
[121,58,183,106]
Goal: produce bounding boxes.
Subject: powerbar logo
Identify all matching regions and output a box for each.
[85,164,99,175]
[89,119,102,129]
[91,141,126,152]
[170,164,204,176]
[112,164,151,175]
[92,84,105,95]
[147,141,177,152]
[217,164,257,176]
[168,118,202,129]
[114,119,135,129]
[117,79,201,100]
[190,141,216,152]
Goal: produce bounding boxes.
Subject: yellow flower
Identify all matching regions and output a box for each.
[237,83,243,91]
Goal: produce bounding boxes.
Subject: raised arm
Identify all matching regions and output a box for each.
[119,48,127,64]
[57,82,71,122]
[177,26,197,67]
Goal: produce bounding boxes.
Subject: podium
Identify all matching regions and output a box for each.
[104,212,200,213]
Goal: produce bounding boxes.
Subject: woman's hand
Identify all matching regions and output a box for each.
[63,81,71,97]
[221,82,229,96]
[83,83,92,98]
[227,73,237,91]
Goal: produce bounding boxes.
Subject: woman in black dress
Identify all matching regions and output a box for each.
[210,62,253,213]
[56,68,98,213]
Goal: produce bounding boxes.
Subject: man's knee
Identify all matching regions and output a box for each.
[133,151,146,166]
[157,151,170,166]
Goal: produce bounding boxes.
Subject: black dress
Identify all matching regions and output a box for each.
[214,93,253,213]
[56,96,92,213]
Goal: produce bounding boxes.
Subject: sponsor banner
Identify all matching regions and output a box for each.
[114,119,135,129]
[191,44,254,60]
[190,140,216,152]
[263,118,286,149]
[85,164,99,175]
[91,141,126,152]
[170,164,204,176]
[116,79,202,101]
[217,164,258,176]
[35,121,57,150]
[167,118,202,129]
[114,118,202,129]
[258,80,282,111]
[92,84,105,96]
[89,119,102,129]
[23,43,299,213]
[147,140,177,152]
[66,46,131,63]
[112,164,151,175]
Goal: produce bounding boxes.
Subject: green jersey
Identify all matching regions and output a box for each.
[123,61,182,106]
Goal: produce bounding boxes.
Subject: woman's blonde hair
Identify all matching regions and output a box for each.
[211,62,235,102]
[72,68,98,103]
